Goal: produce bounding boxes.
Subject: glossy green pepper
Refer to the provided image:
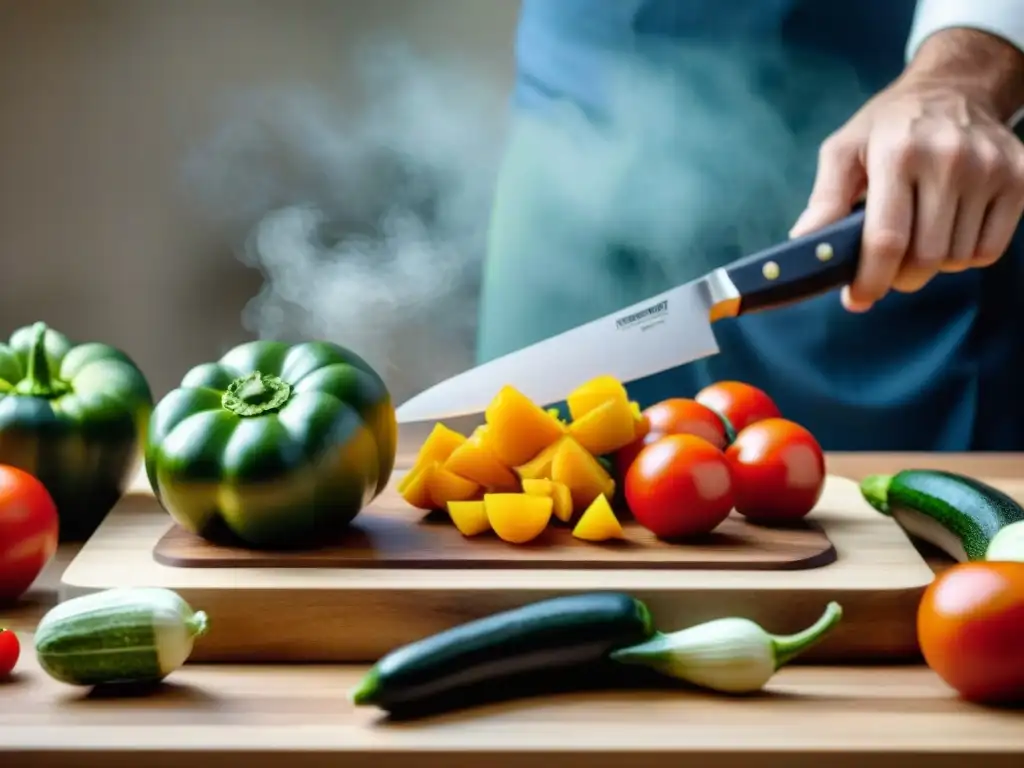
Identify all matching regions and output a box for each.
[145,339,398,548]
[0,321,154,541]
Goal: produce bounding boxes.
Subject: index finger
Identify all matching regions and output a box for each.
[850,141,916,308]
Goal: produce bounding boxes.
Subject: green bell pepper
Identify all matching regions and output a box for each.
[0,321,154,541]
[145,339,398,548]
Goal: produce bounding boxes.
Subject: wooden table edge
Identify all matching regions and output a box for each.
[3,452,1023,767]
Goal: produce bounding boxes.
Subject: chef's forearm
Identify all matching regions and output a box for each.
[905,0,1024,123]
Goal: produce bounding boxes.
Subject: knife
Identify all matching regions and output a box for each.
[396,207,866,423]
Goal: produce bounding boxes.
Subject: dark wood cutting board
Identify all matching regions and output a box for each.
[152,480,836,571]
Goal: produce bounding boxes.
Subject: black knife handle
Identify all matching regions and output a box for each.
[725,206,865,315]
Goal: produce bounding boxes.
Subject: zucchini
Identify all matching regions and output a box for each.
[350,592,654,711]
[35,587,209,686]
[986,520,1024,562]
[860,470,1024,562]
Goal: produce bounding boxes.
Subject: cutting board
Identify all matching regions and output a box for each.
[59,460,937,665]
[152,482,836,570]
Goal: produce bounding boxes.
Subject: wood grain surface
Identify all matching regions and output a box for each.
[1,454,1022,768]
[152,481,836,571]
[58,473,935,663]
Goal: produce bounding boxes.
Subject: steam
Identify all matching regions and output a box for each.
[185,35,873,402]
[185,44,507,401]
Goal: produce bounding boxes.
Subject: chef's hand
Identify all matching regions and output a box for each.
[790,28,1024,313]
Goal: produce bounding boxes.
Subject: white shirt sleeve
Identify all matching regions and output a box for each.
[906,0,1024,125]
[906,0,1024,62]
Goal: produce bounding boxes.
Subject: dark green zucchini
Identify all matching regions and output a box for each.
[350,592,654,712]
[860,470,1024,562]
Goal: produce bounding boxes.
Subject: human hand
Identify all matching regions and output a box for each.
[790,31,1024,313]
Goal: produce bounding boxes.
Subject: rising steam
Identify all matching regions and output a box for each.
[185,35,872,402]
[184,43,507,402]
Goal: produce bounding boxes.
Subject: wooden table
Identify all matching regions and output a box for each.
[2,453,1023,768]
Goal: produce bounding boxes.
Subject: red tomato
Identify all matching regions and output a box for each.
[624,434,734,539]
[0,628,20,677]
[0,465,60,603]
[725,418,825,521]
[695,381,781,434]
[917,561,1024,704]
[615,398,729,479]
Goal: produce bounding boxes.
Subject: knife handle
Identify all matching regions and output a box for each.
[725,206,865,315]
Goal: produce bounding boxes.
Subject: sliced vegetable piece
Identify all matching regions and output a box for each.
[414,423,467,468]
[568,396,638,456]
[629,401,649,439]
[515,435,569,481]
[398,462,438,510]
[567,375,629,420]
[573,494,625,542]
[485,493,553,544]
[485,386,566,467]
[549,481,574,524]
[546,408,568,425]
[429,466,481,509]
[551,437,616,511]
[521,478,554,496]
[522,478,573,523]
[443,426,519,490]
[986,520,1024,562]
[447,500,490,537]
[610,601,843,694]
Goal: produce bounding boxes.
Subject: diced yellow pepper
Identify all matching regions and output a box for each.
[484,493,553,544]
[447,500,491,537]
[551,437,616,511]
[485,386,566,467]
[573,494,625,542]
[429,466,482,509]
[444,426,519,490]
[568,396,638,455]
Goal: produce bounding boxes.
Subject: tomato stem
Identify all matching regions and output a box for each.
[707,406,736,444]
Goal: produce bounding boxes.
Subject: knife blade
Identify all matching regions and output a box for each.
[396,207,865,423]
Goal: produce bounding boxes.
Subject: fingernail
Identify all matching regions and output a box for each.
[841,288,872,313]
[788,212,811,239]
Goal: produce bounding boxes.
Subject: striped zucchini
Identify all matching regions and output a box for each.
[35,587,209,686]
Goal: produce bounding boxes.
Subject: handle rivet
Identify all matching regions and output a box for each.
[816,242,834,262]
[762,261,780,280]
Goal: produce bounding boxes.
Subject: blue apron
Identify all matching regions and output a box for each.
[478,0,1024,451]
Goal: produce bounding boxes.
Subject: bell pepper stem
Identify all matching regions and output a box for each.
[19,321,63,398]
[221,371,292,416]
[771,601,843,669]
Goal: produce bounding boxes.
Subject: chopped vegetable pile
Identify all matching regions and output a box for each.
[399,376,643,543]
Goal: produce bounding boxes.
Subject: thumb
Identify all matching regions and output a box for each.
[789,132,866,238]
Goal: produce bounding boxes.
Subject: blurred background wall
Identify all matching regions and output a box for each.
[0,0,519,402]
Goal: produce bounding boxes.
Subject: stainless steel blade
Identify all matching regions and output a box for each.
[396,270,737,423]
